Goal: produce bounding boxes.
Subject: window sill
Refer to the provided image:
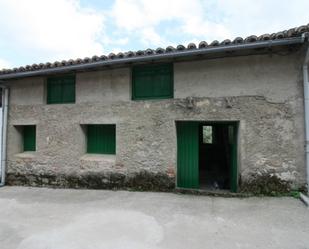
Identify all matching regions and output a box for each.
[80,154,116,162]
[14,152,36,159]
[132,96,173,101]
[46,102,75,105]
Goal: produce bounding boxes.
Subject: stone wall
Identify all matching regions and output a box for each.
[5,52,307,191]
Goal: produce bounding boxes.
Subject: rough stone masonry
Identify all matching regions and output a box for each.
[4,52,307,193]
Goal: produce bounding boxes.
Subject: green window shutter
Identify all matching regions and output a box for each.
[23,125,36,151]
[134,70,154,98]
[47,76,75,104]
[132,64,173,100]
[153,65,173,97]
[47,79,62,104]
[87,125,116,154]
[61,77,75,103]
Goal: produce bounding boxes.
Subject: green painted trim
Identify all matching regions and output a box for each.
[132,63,174,100]
[23,125,36,151]
[176,121,239,192]
[47,75,76,104]
[230,123,238,193]
[87,124,116,154]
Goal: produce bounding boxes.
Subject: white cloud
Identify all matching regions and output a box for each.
[0,0,309,68]
[100,36,129,47]
[115,38,130,46]
[0,58,11,70]
[140,28,167,47]
[111,0,231,44]
[213,0,309,38]
[0,0,106,64]
[112,0,309,44]
[180,17,231,41]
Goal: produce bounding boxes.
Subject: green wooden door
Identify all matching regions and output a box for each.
[177,122,199,189]
[229,124,238,192]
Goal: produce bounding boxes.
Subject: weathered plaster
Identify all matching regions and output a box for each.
[5,52,307,191]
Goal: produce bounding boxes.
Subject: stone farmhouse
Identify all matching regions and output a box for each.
[0,24,309,194]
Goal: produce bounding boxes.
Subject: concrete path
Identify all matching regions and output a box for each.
[0,187,308,249]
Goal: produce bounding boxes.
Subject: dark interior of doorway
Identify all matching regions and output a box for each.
[199,123,233,190]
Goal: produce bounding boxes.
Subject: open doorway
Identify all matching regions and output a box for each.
[199,123,236,190]
[176,121,238,192]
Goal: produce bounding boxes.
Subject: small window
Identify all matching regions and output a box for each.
[132,64,173,100]
[23,125,36,151]
[47,75,75,104]
[87,124,116,154]
[203,126,213,144]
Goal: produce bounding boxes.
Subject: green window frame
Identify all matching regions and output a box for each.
[132,63,173,100]
[47,75,75,104]
[87,124,116,154]
[23,125,36,151]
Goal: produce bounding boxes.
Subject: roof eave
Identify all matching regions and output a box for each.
[0,36,304,80]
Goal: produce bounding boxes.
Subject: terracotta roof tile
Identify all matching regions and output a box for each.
[221,39,231,45]
[124,51,134,57]
[165,46,175,52]
[210,40,220,46]
[91,55,100,61]
[145,49,154,55]
[155,47,165,54]
[0,24,308,76]
[116,52,125,58]
[187,43,197,49]
[198,41,208,48]
[99,55,108,60]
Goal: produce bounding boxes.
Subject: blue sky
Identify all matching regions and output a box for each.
[0,0,308,69]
